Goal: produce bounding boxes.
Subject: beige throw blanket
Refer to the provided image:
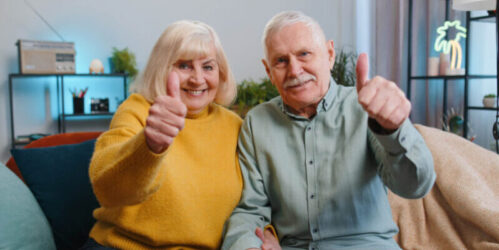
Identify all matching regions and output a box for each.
[389,124,499,249]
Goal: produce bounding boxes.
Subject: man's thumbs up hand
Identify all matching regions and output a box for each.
[356,53,369,93]
[355,53,411,131]
[145,71,187,154]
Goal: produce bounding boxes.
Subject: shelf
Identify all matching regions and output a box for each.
[60,73,128,77]
[469,14,495,22]
[13,140,30,146]
[410,75,496,80]
[9,73,128,77]
[468,75,497,79]
[9,73,128,148]
[63,112,115,117]
[13,135,50,146]
[468,106,498,111]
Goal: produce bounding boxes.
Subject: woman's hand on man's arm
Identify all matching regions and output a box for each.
[245,227,281,250]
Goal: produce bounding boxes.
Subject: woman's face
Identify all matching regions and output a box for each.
[172,46,220,116]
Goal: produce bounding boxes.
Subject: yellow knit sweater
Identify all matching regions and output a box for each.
[89,93,243,249]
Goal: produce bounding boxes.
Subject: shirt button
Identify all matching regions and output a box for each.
[307,127,311,131]
[401,136,406,142]
[313,228,318,233]
[309,160,313,165]
[310,194,315,199]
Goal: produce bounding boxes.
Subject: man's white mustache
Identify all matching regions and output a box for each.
[283,74,316,89]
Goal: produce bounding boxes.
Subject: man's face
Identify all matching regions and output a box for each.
[263,22,335,115]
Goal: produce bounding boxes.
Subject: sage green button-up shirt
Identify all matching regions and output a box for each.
[222,79,436,250]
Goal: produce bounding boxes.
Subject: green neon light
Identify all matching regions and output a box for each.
[434,20,467,70]
[434,20,467,54]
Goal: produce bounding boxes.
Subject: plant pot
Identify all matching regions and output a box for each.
[483,97,496,108]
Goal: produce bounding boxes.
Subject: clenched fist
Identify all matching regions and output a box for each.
[144,71,187,153]
[355,53,411,131]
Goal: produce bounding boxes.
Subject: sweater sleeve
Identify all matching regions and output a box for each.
[89,94,168,207]
[222,116,271,249]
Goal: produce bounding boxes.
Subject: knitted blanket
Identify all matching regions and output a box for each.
[389,124,499,249]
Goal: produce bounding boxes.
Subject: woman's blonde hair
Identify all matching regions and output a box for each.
[129,20,236,106]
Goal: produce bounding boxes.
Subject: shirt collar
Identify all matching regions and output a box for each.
[279,77,337,120]
[320,76,336,112]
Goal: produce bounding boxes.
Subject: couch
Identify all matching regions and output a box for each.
[2,132,101,250]
[1,127,498,250]
[389,125,499,250]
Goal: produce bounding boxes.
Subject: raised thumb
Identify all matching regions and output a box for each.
[356,53,369,92]
[167,71,181,99]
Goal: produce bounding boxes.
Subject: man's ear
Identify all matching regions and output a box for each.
[262,59,274,84]
[327,40,335,70]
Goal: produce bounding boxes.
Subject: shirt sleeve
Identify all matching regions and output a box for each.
[222,116,273,250]
[89,96,167,207]
[368,118,437,199]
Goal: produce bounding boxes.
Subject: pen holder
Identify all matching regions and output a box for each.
[73,97,84,114]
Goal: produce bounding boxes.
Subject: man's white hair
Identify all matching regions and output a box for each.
[262,10,326,61]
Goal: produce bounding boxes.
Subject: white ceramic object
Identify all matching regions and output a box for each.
[439,53,449,75]
[427,57,439,76]
[483,97,496,108]
[445,68,466,75]
[89,59,104,74]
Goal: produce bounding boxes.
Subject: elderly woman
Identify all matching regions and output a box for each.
[82,20,242,249]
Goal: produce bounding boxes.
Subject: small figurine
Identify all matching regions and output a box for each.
[89,59,104,74]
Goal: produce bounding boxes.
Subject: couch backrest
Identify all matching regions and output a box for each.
[5,132,102,182]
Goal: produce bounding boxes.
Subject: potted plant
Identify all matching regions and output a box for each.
[232,78,279,117]
[331,48,357,86]
[483,93,496,108]
[110,47,138,91]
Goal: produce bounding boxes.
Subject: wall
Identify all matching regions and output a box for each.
[0,0,363,163]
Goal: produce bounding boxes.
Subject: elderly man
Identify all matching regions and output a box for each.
[222,11,436,250]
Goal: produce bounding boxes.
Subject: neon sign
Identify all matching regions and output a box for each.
[434,20,467,70]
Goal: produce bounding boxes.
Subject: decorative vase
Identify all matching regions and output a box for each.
[483,97,496,108]
[427,57,439,76]
[439,53,449,75]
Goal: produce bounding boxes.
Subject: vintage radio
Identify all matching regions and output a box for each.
[16,39,76,74]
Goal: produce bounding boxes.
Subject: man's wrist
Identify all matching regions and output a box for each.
[368,118,396,135]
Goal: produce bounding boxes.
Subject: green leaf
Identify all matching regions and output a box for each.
[110,47,138,79]
[331,48,357,87]
[233,77,279,113]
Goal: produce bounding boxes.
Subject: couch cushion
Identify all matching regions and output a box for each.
[6,132,102,183]
[11,139,99,250]
[0,163,56,250]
